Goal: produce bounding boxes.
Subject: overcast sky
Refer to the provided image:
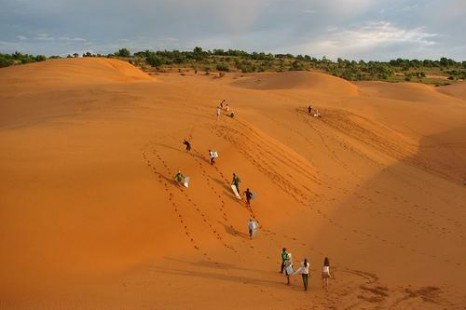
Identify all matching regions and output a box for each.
[1,0,465,60]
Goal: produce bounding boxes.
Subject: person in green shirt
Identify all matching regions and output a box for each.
[231,173,241,192]
[175,170,184,184]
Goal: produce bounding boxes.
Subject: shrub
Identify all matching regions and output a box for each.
[115,48,131,57]
[146,54,163,67]
[216,63,229,72]
[0,55,14,68]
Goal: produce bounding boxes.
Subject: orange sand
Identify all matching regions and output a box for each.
[0,58,465,309]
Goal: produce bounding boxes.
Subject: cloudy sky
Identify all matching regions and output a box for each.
[1,0,465,60]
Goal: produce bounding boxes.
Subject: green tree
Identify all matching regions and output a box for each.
[116,48,131,57]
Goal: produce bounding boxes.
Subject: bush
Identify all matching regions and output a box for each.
[0,55,14,68]
[146,54,163,67]
[216,63,229,72]
[115,48,131,57]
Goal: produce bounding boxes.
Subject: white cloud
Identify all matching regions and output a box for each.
[17,35,28,40]
[35,33,54,41]
[58,36,86,42]
[294,21,438,60]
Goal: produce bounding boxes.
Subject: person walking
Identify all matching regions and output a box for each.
[208,149,217,165]
[231,173,240,192]
[248,218,258,239]
[244,188,253,208]
[284,253,293,285]
[322,257,331,291]
[294,258,310,291]
[216,106,221,120]
[174,170,184,185]
[183,139,191,151]
[308,105,312,114]
[280,248,289,273]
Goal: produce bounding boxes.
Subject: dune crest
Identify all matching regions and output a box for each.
[231,71,359,95]
[0,58,153,87]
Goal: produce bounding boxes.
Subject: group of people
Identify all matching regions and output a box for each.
[216,99,234,120]
[231,173,255,209]
[307,105,321,118]
[177,100,335,292]
[280,248,331,291]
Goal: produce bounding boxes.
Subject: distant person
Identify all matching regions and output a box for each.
[293,258,310,291]
[244,188,253,208]
[308,105,312,114]
[208,149,217,165]
[174,170,184,185]
[248,218,258,239]
[322,257,331,291]
[314,109,321,118]
[232,173,241,192]
[183,139,191,152]
[216,106,221,120]
[280,248,289,274]
[229,111,235,118]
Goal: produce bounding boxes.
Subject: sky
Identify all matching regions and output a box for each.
[1,0,465,61]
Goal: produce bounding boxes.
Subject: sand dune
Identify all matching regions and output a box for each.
[1,58,465,309]
[232,71,359,95]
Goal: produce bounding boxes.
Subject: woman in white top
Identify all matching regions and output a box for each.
[322,257,331,290]
[294,258,310,291]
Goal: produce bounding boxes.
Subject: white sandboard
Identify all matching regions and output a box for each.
[285,265,294,275]
[213,151,218,158]
[231,184,241,199]
[183,177,190,188]
[251,220,258,236]
[251,192,257,200]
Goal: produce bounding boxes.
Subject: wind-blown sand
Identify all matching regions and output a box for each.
[0,58,465,309]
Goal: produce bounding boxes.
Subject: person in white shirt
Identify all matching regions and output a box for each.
[293,258,310,291]
[322,257,331,291]
[247,218,258,239]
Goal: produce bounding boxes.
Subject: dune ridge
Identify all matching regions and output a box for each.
[1,58,465,309]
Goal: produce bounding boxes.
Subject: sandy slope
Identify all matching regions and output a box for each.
[1,59,465,309]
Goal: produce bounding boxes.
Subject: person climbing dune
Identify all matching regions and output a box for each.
[232,173,241,192]
[174,170,184,185]
[183,139,191,151]
[244,188,253,208]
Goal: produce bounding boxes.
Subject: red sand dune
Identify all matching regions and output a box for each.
[0,58,465,309]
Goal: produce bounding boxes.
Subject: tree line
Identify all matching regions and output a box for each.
[1,47,465,83]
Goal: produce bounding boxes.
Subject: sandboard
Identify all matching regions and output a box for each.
[285,265,294,275]
[231,184,241,199]
[183,177,190,188]
[213,151,218,158]
[251,192,257,200]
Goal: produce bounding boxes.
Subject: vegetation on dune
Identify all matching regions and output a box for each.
[0,52,46,68]
[1,47,465,84]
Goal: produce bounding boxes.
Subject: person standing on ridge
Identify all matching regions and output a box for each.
[308,105,312,114]
[183,139,191,152]
[244,188,253,208]
[232,173,240,192]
